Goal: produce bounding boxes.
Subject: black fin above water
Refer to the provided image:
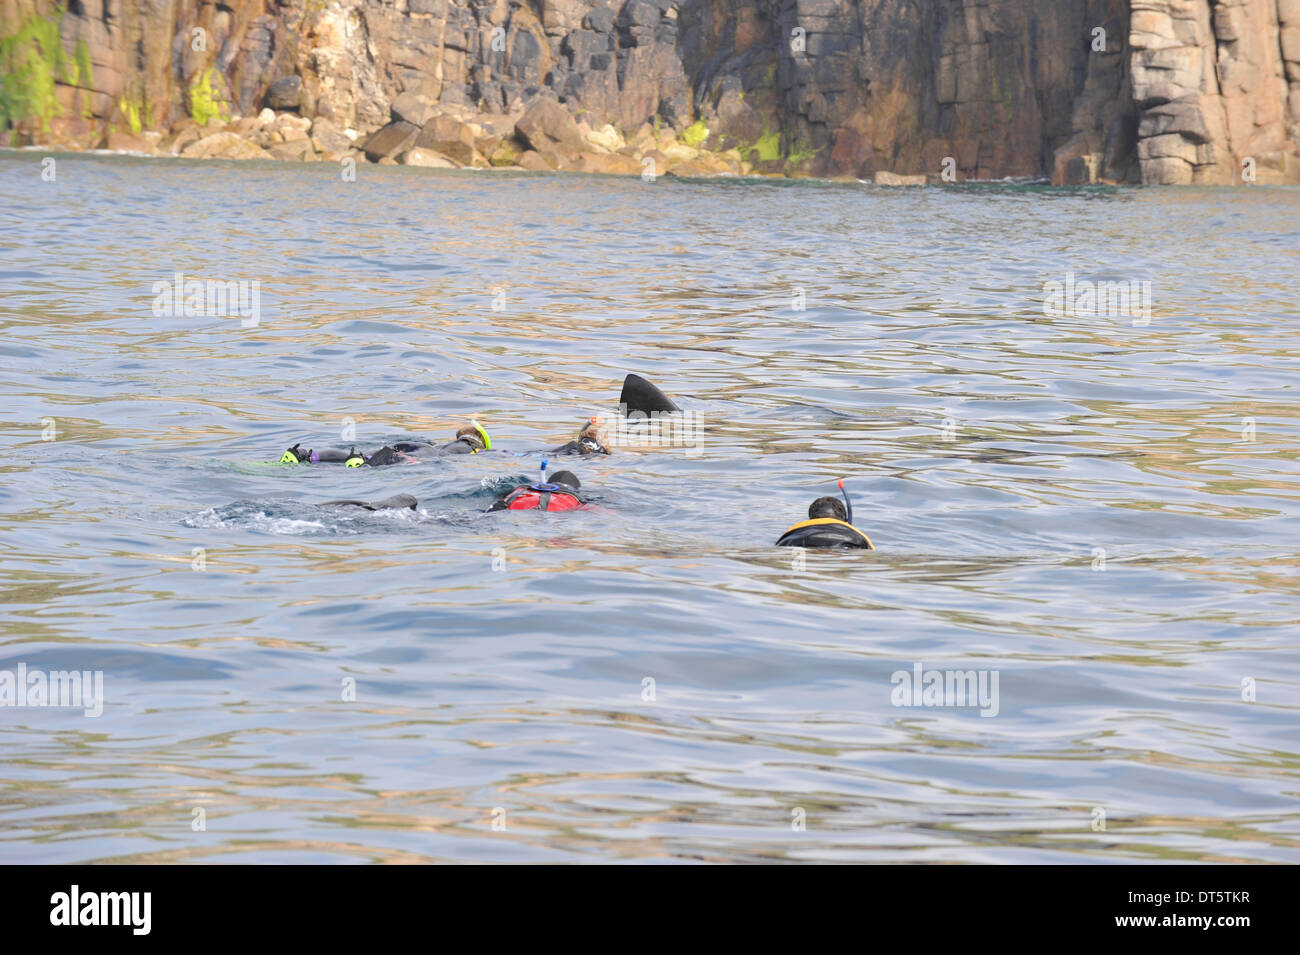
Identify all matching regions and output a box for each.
[620,373,680,416]
[320,494,418,511]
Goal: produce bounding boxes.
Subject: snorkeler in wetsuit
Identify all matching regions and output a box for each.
[488,470,587,512]
[281,421,493,467]
[551,418,609,455]
[312,469,588,514]
[775,481,873,550]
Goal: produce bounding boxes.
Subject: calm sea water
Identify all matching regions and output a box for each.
[1,151,1297,864]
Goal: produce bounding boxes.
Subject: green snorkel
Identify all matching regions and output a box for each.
[472,419,492,451]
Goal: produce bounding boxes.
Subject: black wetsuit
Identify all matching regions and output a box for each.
[285,436,483,466]
[367,437,480,464]
[775,519,873,549]
[410,437,482,455]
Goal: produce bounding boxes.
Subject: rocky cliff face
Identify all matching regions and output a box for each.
[3,0,1297,182]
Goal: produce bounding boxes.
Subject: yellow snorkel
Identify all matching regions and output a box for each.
[472,419,492,451]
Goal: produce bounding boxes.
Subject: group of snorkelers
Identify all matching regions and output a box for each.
[278,374,873,550]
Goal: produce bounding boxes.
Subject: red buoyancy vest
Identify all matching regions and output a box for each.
[504,488,584,511]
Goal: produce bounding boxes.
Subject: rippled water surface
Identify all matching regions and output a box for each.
[1,151,1298,863]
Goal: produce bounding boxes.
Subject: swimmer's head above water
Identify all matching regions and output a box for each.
[808,496,848,521]
[552,417,609,456]
[446,421,492,453]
